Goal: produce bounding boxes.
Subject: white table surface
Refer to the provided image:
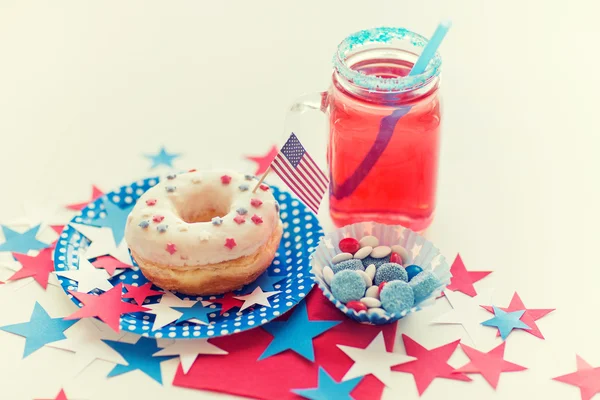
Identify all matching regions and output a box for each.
[1,0,599,399]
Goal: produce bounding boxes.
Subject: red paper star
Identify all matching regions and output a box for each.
[91,255,132,276]
[393,335,471,395]
[246,145,278,175]
[66,185,104,210]
[35,389,68,400]
[8,248,55,289]
[173,289,397,400]
[123,283,164,305]
[225,238,236,249]
[64,283,149,332]
[445,253,492,297]
[553,355,600,400]
[50,225,65,236]
[481,292,554,339]
[166,243,177,255]
[210,292,245,315]
[454,342,526,389]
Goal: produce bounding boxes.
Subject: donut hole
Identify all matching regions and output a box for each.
[173,188,232,223]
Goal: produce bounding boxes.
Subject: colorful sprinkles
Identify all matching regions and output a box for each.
[236,207,248,215]
[251,214,263,225]
[166,174,177,180]
[221,175,232,184]
[211,217,223,226]
[250,198,263,208]
[233,215,246,225]
[157,224,168,233]
[165,243,177,255]
[165,185,176,193]
[146,199,157,206]
[239,184,249,192]
[224,238,236,249]
[152,215,164,223]
[138,221,150,229]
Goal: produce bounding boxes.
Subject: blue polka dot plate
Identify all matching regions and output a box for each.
[311,222,451,325]
[54,177,323,339]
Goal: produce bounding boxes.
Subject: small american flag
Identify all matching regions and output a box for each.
[270,133,329,213]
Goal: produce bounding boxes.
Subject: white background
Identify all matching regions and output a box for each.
[1,0,600,399]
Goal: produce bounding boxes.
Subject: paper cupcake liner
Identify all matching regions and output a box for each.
[310,222,451,325]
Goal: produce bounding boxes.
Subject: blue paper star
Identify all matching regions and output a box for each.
[259,301,341,361]
[293,367,362,400]
[173,302,213,325]
[481,306,532,340]
[0,302,77,358]
[144,146,181,169]
[0,225,50,254]
[91,197,134,245]
[103,337,177,384]
[239,271,287,294]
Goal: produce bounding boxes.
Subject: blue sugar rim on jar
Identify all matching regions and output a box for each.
[333,26,442,93]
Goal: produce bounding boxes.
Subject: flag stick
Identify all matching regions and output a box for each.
[252,167,271,193]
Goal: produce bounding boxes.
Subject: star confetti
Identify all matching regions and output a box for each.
[35,389,69,400]
[432,288,493,347]
[55,258,113,294]
[259,301,340,361]
[145,291,196,331]
[66,185,104,210]
[338,331,415,387]
[235,287,280,312]
[173,301,213,325]
[103,337,177,384]
[552,355,600,400]
[0,302,77,358]
[8,248,55,289]
[293,367,362,400]
[481,292,555,339]
[64,283,150,332]
[0,225,50,254]
[210,292,244,315]
[70,223,132,265]
[91,255,132,276]
[91,197,134,245]
[246,145,278,175]
[123,282,164,305]
[445,253,492,297]
[481,306,531,340]
[46,319,126,375]
[454,342,526,389]
[392,335,471,395]
[144,146,181,169]
[172,289,397,400]
[153,339,228,374]
[238,271,287,294]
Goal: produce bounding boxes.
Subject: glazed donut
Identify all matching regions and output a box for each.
[124,170,283,295]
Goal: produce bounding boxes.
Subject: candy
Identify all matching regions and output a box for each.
[357,270,372,287]
[332,252,354,264]
[323,266,334,285]
[405,265,423,281]
[331,270,367,303]
[165,186,176,193]
[331,259,365,274]
[224,238,237,249]
[251,215,263,225]
[390,252,403,265]
[236,207,248,215]
[233,215,246,224]
[367,308,387,318]
[138,221,149,229]
[145,199,157,206]
[361,255,390,270]
[359,235,379,248]
[221,175,232,184]
[346,300,368,312]
[391,245,411,264]
[378,282,387,294]
[371,245,392,258]
[238,184,249,192]
[374,263,408,285]
[365,264,376,281]
[365,285,380,299]
[211,217,223,226]
[353,246,373,260]
[157,224,168,233]
[152,215,164,223]
[339,237,360,254]
[360,297,382,308]
[409,270,440,299]
[380,281,415,315]
[250,198,263,207]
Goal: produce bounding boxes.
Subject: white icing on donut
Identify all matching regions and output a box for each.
[124,170,280,267]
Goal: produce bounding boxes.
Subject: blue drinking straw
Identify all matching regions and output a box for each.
[409,20,452,76]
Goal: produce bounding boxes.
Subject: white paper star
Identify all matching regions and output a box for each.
[153,338,228,374]
[411,243,422,260]
[234,287,281,311]
[145,292,197,331]
[432,288,494,347]
[337,331,415,387]
[47,319,126,375]
[55,258,113,293]
[198,231,211,242]
[70,223,132,265]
